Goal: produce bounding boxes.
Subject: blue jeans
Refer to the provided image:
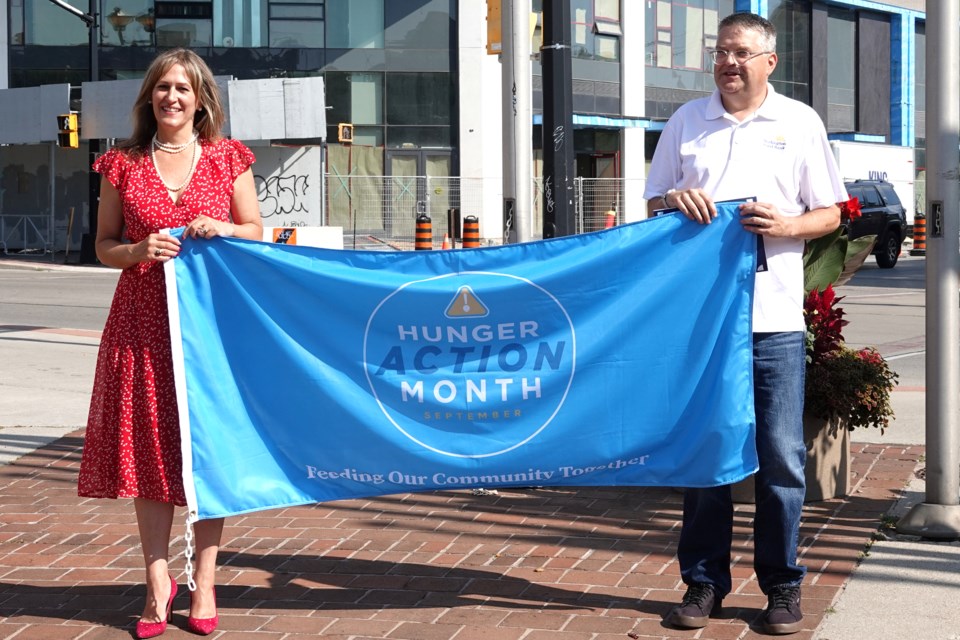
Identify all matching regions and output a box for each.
[677,331,807,597]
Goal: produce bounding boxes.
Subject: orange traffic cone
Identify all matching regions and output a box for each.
[604,204,617,228]
[911,214,926,256]
[441,233,452,250]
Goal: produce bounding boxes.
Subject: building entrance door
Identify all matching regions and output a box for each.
[385,150,452,240]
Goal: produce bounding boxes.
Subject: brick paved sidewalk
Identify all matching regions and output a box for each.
[0,432,921,640]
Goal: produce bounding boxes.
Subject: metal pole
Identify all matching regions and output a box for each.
[897,1,960,540]
[500,0,517,243]
[49,143,55,255]
[79,0,100,264]
[540,0,575,238]
[511,0,532,243]
[500,1,532,244]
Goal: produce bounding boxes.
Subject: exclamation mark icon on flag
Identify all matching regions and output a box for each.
[445,286,489,318]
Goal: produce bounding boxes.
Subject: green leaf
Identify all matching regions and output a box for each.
[805,227,843,267]
[834,235,877,287]
[804,234,846,294]
[803,231,877,294]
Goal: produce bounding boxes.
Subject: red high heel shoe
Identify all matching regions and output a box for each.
[186,587,218,635]
[135,575,177,639]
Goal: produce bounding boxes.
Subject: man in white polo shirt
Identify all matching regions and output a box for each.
[643,12,847,636]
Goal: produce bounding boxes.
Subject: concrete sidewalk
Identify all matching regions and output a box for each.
[0,326,101,466]
[0,257,956,640]
[814,392,960,640]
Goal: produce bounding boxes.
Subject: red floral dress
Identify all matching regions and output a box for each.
[78,138,255,505]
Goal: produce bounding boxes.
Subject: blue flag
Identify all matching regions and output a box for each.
[165,201,758,521]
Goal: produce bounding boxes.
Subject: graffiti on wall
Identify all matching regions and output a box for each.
[252,146,322,227]
[256,174,310,221]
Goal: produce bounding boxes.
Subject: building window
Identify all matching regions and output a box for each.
[386,73,452,127]
[13,0,89,46]
[530,0,620,62]
[102,2,156,47]
[914,21,925,139]
[326,71,383,126]
[768,0,811,103]
[827,6,856,132]
[384,0,451,49]
[594,0,619,22]
[155,1,213,47]
[571,0,594,59]
[644,0,734,120]
[215,0,267,48]
[269,0,324,47]
[382,72,453,148]
[645,0,729,71]
[10,0,24,45]
[594,14,621,61]
[386,126,451,148]
[594,33,620,60]
[326,0,383,48]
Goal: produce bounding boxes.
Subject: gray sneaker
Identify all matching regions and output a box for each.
[668,582,722,629]
[762,584,803,635]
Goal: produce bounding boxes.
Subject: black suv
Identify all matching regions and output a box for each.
[844,179,907,268]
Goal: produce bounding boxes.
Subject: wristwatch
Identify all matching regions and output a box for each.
[661,189,677,208]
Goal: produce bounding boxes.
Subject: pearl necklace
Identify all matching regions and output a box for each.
[152,131,198,154]
[152,137,200,193]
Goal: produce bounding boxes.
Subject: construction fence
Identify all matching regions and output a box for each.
[328,175,646,251]
[1,176,645,254]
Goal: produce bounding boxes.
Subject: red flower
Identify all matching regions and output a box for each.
[840,196,861,221]
[804,284,847,364]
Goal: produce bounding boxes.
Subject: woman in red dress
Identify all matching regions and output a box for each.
[78,49,262,638]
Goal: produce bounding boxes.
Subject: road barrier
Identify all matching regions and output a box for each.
[414,214,432,250]
[910,214,926,256]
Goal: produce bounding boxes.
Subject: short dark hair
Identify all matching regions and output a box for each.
[718,12,777,52]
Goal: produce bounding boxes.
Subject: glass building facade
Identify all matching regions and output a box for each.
[2,0,635,250]
[767,0,809,103]
[7,0,628,173]
[644,0,734,119]
[644,0,925,211]
[1,0,928,241]
[8,0,459,155]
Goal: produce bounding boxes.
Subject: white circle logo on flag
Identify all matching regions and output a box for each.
[363,272,576,458]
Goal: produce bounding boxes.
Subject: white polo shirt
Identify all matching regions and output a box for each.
[644,84,847,333]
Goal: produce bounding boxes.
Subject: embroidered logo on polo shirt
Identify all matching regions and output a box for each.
[763,135,787,150]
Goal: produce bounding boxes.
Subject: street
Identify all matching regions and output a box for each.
[0,252,928,379]
[0,252,929,443]
[0,262,117,445]
[840,253,925,389]
[0,263,118,331]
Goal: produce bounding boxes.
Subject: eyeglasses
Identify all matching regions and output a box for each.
[707,49,773,65]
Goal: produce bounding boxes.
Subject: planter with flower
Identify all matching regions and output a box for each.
[801,196,899,501]
[732,197,899,502]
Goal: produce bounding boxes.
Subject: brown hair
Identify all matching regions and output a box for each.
[718,12,777,52]
[118,48,226,156]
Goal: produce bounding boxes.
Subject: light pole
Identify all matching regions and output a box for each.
[896,0,960,540]
[81,0,101,264]
[541,0,575,238]
[107,7,135,45]
[136,8,156,46]
[499,0,532,244]
[46,0,99,263]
